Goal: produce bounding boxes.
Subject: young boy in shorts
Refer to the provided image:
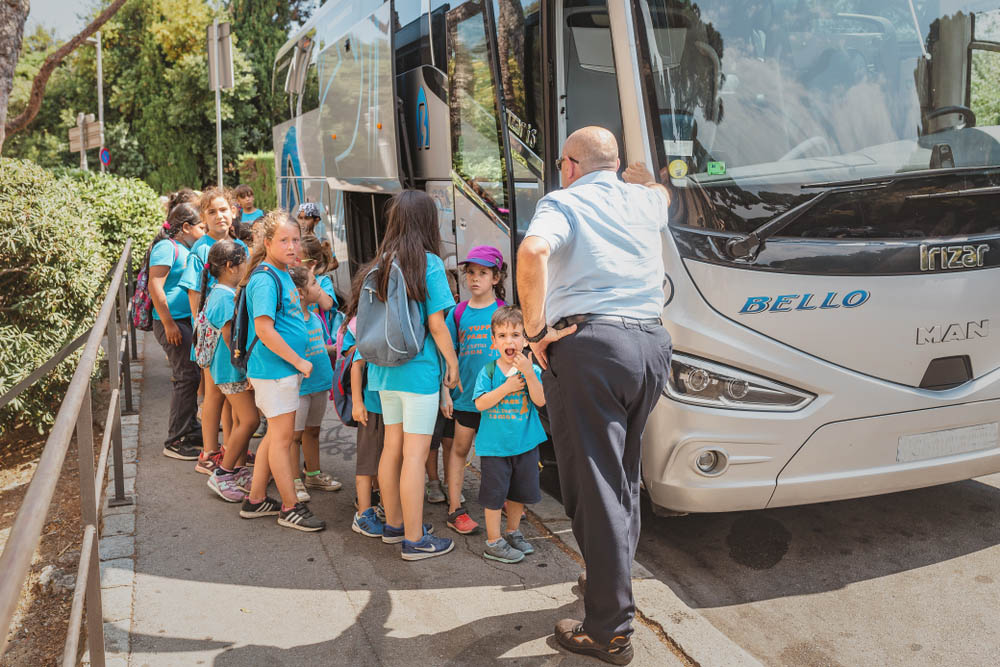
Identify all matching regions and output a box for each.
[473,306,546,563]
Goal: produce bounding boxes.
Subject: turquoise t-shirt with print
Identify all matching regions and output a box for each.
[148,238,191,321]
[242,208,264,226]
[246,262,309,380]
[180,236,248,294]
[300,311,334,395]
[204,284,245,386]
[445,302,500,412]
[473,362,547,457]
[343,329,381,414]
[367,253,455,395]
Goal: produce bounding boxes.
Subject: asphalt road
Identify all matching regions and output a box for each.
[544,464,1000,665]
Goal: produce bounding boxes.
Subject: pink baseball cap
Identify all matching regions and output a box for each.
[458,245,504,270]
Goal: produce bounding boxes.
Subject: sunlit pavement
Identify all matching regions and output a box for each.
[128,342,685,666]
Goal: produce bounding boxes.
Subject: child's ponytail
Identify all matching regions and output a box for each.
[492,262,508,302]
[197,263,211,315]
[143,202,201,268]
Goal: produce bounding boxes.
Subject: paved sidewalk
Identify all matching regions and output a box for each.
[126,341,686,665]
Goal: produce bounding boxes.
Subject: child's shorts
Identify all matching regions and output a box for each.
[218,379,249,395]
[249,374,301,419]
[431,412,454,449]
[356,411,385,476]
[378,390,438,435]
[295,390,328,431]
[478,447,541,511]
[453,410,481,431]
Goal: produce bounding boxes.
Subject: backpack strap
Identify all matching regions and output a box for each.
[252,265,283,313]
[452,300,469,333]
[485,360,497,381]
[334,321,346,366]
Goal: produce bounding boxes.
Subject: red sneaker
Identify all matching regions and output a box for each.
[194,450,222,475]
[447,508,479,535]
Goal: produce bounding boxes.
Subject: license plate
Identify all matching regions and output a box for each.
[897,422,999,463]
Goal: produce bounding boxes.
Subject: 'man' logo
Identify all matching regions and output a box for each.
[916,320,990,345]
[416,86,430,150]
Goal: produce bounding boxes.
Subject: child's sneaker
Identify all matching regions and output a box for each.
[401,533,454,561]
[374,502,386,523]
[382,522,434,545]
[483,537,524,564]
[245,451,256,467]
[304,471,342,491]
[504,530,534,555]
[447,508,479,534]
[425,479,446,504]
[162,436,201,460]
[352,507,384,537]
[208,470,246,503]
[293,478,311,503]
[239,495,280,518]
[234,466,253,492]
[194,450,222,475]
[252,418,267,439]
[278,502,326,532]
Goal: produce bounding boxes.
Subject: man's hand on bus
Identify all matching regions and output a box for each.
[624,161,671,205]
[527,324,577,371]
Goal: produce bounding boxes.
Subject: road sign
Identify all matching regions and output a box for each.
[206,22,234,91]
[99,147,111,166]
[69,119,103,152]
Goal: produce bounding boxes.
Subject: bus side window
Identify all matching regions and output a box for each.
[447,1,508,215]
[495,0,545,229]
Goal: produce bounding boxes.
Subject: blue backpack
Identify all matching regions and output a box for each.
[230,265,283,374]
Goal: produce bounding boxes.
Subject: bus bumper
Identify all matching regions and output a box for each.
[643,396,1000,514]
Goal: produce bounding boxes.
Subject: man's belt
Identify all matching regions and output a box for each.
[553,314,663,330]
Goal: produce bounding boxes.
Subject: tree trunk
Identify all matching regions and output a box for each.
[0,0,30,152]
[1,0,129,153]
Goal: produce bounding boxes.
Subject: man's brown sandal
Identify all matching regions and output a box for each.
[555,618,634,665]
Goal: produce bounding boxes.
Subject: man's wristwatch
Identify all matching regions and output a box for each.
[526,325,548,343]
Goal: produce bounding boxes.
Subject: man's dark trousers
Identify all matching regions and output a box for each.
[151,317,202,445]
[543,319,671,644]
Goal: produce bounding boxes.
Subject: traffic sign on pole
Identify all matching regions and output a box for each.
[99,147,111,166]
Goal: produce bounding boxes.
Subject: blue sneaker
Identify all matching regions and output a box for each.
[401,533,455,561]
[352,507,384,538]
[382,522,434,544]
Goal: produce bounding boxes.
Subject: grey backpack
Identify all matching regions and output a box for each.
[356,258,426,367]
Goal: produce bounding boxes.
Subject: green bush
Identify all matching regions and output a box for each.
[237,152,277,211]
[54,168,164,272]
[0,158,112,433]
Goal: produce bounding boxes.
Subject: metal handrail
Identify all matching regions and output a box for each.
[0,240,136,666]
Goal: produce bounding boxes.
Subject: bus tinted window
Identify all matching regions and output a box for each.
[448,3,507,213]
[272,50,294,126]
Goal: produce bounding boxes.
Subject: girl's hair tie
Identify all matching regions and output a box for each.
[162,220,171,230]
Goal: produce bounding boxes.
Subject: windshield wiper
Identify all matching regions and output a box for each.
[906,185,1000,201]
[726,165,1000,260]
[725,182,887,260]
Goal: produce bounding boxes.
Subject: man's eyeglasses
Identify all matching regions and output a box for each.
[555,155,579,170]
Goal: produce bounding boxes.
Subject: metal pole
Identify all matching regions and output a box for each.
[104,292,129,506]
[213,17,224,188]
[96,31,105,174]
[126,247,138,360]
[77,113,88,171]
[118,277,135,415]
[73,389,106,667]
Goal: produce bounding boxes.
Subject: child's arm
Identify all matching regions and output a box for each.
[428,310,460,390]
[474,374,524,412]
[317,291,334,312]
[440,382,454,419]
[147,266,180,344]
[254,316,312,377]
[513,353,546,407]
[187,289,200,321]
[350,358,368,426]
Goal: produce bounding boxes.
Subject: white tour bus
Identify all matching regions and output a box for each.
[272,0,1000,515]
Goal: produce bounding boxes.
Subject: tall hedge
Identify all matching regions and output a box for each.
[55,169,164,272]
[237,152,277,211]
[0,159,163,434]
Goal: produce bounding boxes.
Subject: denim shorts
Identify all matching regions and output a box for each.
[378,390,440,435]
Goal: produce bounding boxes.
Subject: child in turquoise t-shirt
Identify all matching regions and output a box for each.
[288,265,340,502]
[473,306,546,565]
[440,245,507,536]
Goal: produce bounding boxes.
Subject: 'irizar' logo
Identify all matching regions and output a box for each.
[739,290,870,314]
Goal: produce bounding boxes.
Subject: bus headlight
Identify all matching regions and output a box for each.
[665,353,814,412]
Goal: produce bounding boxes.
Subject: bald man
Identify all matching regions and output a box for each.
[517,126,672,664]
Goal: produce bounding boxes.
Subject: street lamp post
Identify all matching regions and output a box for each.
[86,32,106,173]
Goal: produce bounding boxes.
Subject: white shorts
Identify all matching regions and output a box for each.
[378,390,440,435]
[249,374,301,419]
[295,391,329,431]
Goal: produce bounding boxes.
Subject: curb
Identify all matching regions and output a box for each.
[82,332,144,667]
[526,474,763,667]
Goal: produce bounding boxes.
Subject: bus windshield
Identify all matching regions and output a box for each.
[636,1,1000,197]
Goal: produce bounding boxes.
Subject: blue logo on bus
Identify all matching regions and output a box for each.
[739,290,871,314]
[416,86,429,150]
